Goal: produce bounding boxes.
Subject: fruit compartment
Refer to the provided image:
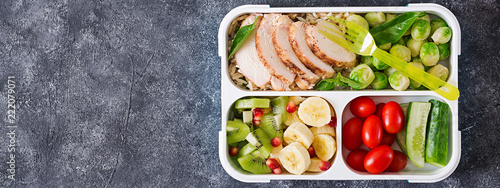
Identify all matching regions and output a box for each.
[219,4,460,93]
[338,95,459,179]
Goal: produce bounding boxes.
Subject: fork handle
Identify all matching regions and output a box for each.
[372,48,459,101]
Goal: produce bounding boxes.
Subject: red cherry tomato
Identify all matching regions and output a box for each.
[362,115,383,149]
[375,103,385,119]
[347,150,368,172]
[380,131,396,146]
[386,150,407,172]
[364,145,394,174]
[381,101,404,134]
[342,117,364,151]
[350,97,376,118]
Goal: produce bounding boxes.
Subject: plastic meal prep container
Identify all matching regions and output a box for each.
[218,3,460,183]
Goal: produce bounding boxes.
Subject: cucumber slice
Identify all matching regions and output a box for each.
[271,96,289,123]
[425,99,450,167]
[235,98,270,109]
[406,102,431,168]
[395,103,409,156]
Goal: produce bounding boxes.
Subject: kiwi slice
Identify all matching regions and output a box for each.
[227,120,250,144]
[236,143,257,158]
[235,98,270,109]
[271,96,289,123]
[245,128,272,158]
[237,151,272,174]
[261,114,283,140]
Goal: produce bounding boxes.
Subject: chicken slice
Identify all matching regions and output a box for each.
[289,21,335,79]
[256,14,296,89]
[306,20,357,68]
[272,15,319,89]
[234,15,271,88]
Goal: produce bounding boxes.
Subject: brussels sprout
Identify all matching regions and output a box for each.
[411,19,431,41]
[390,44,412,62]
[438,43,451,61]
[379,42,392,51]
[373,57,389,70]
[407,38,426,57]
[430,19,448,38]
[420,42,440,66]
[371,72,388,90]
[365,12,386,27]
[417,14,430,23]
[431,27,452,45]
[395,37,406,46]
[427,64,449,81]
[389,71,410,91]
[349,64,375,89]
[361,55,376,70]
[347,14,370,30]
[408,62,425,89]
[385,13,397,22]
[384,66,397,77]
[403,35,412,44]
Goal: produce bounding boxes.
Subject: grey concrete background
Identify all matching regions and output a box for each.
[0,0,498,187]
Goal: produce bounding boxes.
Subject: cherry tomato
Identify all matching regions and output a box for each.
[350,97,376,118]
[364,145,394,174]
[375,103,385,119]
[362,115,383,149]
[380,131,395,146]
[347,150,368,172]
[386,150,407,172]
[381,101,404,134]
[342,117,364,151]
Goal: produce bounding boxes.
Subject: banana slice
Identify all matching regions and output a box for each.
[270,144,283,165]
[310,125,336,138]
[284,111,303,126]
[298,97,331,127]
[284,122,314,148]
[289,96,306,105]
[307,157,323,172]
[278,142,311,175]
[312,134,336,161]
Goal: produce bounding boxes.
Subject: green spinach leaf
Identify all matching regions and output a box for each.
[370,12,426,46]
[228,16,261,59]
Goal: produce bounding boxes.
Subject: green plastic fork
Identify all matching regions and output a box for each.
[319,16,459,101]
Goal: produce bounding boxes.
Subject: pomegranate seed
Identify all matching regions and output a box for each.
[319,161,331,171]
[266,158,280,170]
[271,137,282,147]
[308,146,315,158]
[253,108,263,120]
[286,101,297,113]
[229,147,239,157]
[328,116,337,127]
[272,167,282,174]
[253,119,261,126]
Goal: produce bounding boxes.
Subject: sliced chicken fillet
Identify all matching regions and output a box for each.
[289,21,335,79]
[234,15,271,88]
[272,15,319,86]
[256,14,296,87]
[306,20,357,68]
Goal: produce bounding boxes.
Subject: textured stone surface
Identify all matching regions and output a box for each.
[0,0,498,187]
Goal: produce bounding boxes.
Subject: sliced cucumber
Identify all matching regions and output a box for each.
[396,103,409,156]
[425,99,450,167]
[406,102,431,168]
[235,98,270,109]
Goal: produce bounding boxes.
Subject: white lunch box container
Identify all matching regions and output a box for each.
[218,3,460,183]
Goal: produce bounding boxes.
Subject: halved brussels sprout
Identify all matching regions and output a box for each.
[347,14,369,30]
[365,12,386,27]
[372,72,388,90]
[361,56,376,70]
[373,57,389,70]
[417,14,431,23]
[438,43,451,61]
[349,64,375,89]
[379,42,392,51]
[427,64,449,81]
[411,19,431,41]
[408,62,425,89]
[431,27,452,45]
[390,44,412,62]
[389,71,410,91]
[420,42,440,66]
[407,38,426,57]
[384,67,397,77]
[385,13,397,22]
[430,19,448,39]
